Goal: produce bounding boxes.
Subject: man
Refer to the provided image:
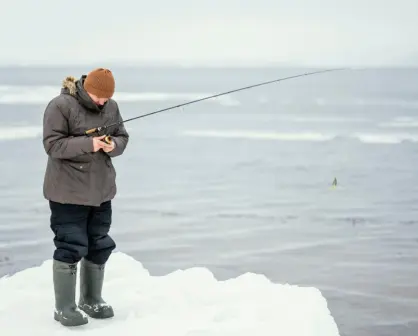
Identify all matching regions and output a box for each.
[42,68,129,326]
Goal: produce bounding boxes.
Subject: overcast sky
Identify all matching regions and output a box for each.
[1,0,416,67]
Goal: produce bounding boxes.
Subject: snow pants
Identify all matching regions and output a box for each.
[49,200,116,265]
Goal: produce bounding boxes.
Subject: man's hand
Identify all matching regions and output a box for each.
[92,135,107,152]
[102,139,115,153]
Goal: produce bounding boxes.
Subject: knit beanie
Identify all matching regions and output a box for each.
[83,68,115,98]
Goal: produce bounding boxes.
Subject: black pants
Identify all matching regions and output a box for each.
[49,200,116,265]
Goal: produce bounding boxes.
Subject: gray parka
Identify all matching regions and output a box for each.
[42,75,129,206]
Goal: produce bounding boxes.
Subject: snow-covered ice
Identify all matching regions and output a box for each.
[0,252,340,335]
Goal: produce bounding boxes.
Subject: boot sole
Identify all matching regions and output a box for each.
[54,311,88,327]
[79,305,114,319]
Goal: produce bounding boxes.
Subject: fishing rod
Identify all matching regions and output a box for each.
[85,67,349,143]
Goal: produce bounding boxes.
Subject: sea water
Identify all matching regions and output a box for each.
[0,66,417,335]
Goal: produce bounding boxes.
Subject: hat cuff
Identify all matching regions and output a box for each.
[84,82,114,98]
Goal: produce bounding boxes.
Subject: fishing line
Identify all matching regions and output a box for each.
[85,67,350,143]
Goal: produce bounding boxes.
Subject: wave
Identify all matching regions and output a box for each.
[182,130,333,141]
[314,97,418,108]
[276,116,370,123]
[0,85,239,106]
[379,122,418,128]
[2,125,418,145]
[181,129,418,144]
[0,126,41,140]
[352,133,418,143]
[257,96,418,108]
[378,116,418,128]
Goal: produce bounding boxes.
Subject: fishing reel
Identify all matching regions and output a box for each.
[103,135,112,144]
[85,127,112,144]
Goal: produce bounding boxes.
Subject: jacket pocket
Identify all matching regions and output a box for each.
[67,161,91,172]
[64,161,92,188]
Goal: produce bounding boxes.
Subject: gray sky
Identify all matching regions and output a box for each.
[1,0,417,67]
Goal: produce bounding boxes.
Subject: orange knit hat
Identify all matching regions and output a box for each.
[83,68,115,98]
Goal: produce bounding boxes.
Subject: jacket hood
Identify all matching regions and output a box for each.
[61,75,107,113]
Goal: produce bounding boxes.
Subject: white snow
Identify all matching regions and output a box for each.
[0,252,340,335]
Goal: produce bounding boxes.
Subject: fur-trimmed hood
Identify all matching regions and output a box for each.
[61,76,78,96]
[60,75,106,113]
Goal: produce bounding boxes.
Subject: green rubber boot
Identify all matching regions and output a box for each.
[53,260,88,326]
[78,258,114,319]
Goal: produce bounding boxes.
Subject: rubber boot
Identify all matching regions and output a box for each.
[78,258,114,319]
[53,260,88,326]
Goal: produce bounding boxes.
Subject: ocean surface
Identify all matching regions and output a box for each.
[0,65,417,335]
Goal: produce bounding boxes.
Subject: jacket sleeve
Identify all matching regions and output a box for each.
[43,99,94,159]
[106,104,129,158]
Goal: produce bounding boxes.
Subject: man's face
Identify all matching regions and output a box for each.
[87,92,109,106]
